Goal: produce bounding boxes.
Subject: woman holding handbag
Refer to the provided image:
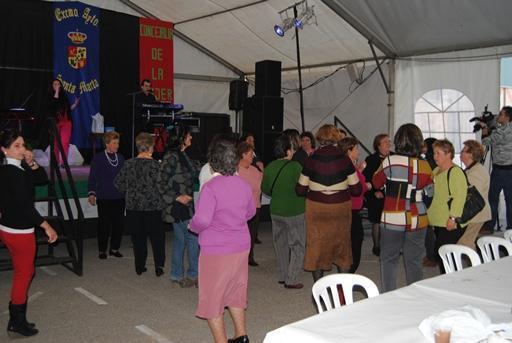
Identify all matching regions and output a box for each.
[261,135,305,289]
[457,140,491,249]
[158,125,199,287]
[427,139,467,274]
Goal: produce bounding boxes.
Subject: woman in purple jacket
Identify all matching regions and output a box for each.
[87,131,125,259]
[190,138,256,343]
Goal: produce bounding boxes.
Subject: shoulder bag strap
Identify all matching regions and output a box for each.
[446,166,454,198]
[270,160,291,195]
[387,155,392,179]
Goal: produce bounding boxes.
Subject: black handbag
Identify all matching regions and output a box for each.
[446,166,485,224]
[171,201,191,222]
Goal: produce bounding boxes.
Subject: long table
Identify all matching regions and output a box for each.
[264,257,512,343]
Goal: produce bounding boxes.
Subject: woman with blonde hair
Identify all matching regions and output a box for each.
[427,139,467,274]
[458,140,491,249]
[296,124,361,282]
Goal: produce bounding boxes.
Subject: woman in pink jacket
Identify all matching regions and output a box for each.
[190,138,256,343]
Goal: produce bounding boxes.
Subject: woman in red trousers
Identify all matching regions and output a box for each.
[0,129,58,336]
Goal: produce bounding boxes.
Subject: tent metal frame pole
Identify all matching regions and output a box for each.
[293,5,306,133]
[118,0,245,77]
[387,59,395,136]
[247,56,386,75]
[369,41,391,94]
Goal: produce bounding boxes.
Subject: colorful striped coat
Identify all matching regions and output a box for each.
[372,155,433,232]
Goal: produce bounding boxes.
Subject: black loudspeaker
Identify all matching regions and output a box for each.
[229,80,249,111]
[184,113,231,162]
[255,60,281,97]
[261,132,282,165]
[242,96,283,164]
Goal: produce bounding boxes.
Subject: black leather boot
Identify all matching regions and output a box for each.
[7,302,38,336]
[19,303,36,329]
[228,335,249,343]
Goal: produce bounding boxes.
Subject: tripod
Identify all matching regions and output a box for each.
[482,144,503,231]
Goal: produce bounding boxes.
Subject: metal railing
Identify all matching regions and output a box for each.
[333,115,371,155]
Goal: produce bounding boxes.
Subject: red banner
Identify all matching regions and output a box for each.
[139,18,173,103]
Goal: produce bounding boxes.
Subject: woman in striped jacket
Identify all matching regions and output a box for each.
[372,124,433,292]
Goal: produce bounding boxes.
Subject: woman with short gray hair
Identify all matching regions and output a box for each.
[190,138,256,343]
[114,132,165,276]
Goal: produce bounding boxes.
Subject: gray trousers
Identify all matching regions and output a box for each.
[271,213,306,285]
[380,228,426,292]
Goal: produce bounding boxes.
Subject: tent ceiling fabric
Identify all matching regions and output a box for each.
[327,0,512,57]
[129,0,381,73]
[62,0,512,74]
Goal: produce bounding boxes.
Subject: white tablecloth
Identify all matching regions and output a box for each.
[264,257,512,343]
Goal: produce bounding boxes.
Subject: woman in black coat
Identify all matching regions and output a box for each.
[363,133,392,256]
[0,129,57,336]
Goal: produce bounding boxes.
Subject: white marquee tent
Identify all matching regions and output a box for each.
[51,0,512,153]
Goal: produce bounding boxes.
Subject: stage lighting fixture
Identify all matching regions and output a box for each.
[295,5,315,29]
[272,0,316,133]
[274,17,295,37]
[274,0,316,37]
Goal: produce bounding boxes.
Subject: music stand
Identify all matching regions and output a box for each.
[0,109,35,132]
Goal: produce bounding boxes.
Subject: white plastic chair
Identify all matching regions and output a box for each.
[503,230,512,244]
[311,274,379,313]
[438,244,481,273]
[477,236,512,263]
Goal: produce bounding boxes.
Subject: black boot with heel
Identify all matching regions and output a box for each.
[7,302,38,336]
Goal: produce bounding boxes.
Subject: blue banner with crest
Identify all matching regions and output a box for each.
[53,2,100,148]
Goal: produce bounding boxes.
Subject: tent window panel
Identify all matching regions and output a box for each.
[422,90,443,111]
[443,113,459,133]
[460,133,477,147]
[415,113,429,131]
[459,112,476,132]
[442,89,464,111]
[415,98,440,113]
[430,132,445,140]
[453,154,462,167]
[448,95,474,112]
[415,89,475,169]
[428,112,444,132]
[445,133,461,153]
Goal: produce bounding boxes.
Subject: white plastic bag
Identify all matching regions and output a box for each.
[91,112,104,133]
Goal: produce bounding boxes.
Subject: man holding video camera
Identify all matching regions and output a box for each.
[481,106,512,233]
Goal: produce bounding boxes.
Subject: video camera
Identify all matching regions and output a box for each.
[469,105,497,133]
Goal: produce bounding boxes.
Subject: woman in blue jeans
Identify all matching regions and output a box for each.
[158,125,199,288]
